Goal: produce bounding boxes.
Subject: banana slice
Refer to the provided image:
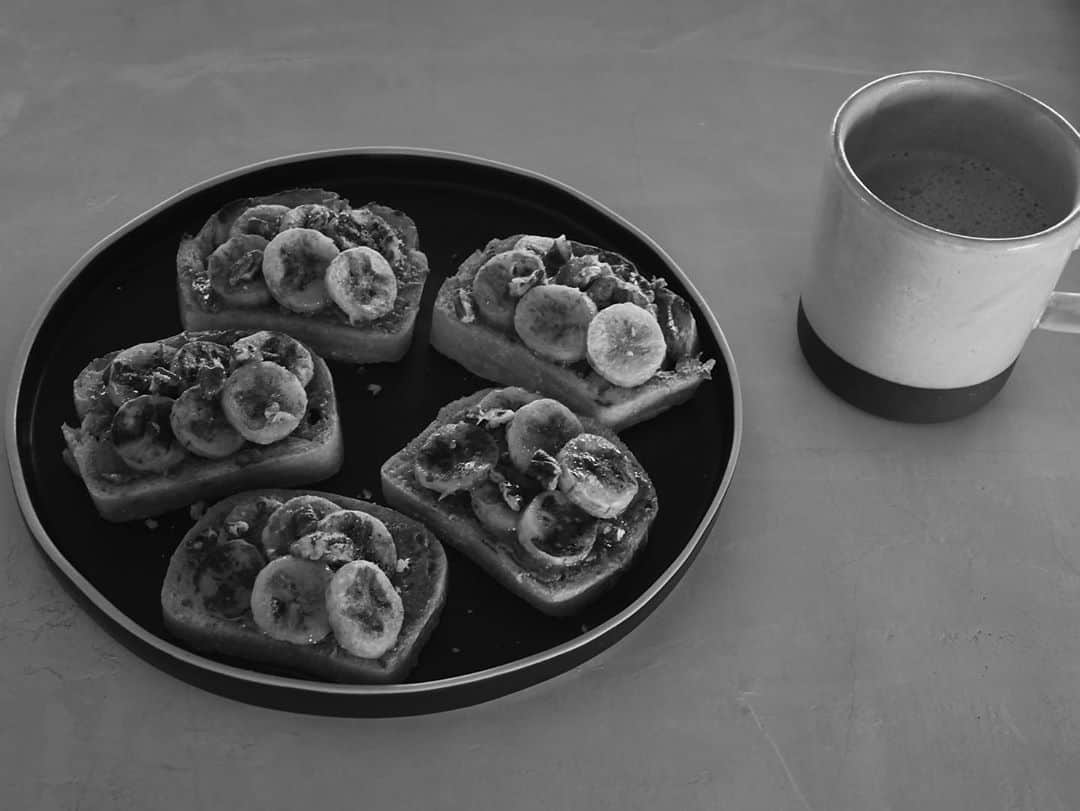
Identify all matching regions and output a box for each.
[505,398,583,473]
[554,256,608,290]
[583,269,620,308]
[315,510,397,574]
[333,208,405,264]
[517,491,598,567]
[325,246,398,324]
[250,556,332,645]
[207,234,273,309]
[170,340,232,396]
[512,234,572,271]
[221,495,284,543]
[229,204,290,240]
[261,228,338,314]
[194,538,266,619]
[260,495,341,557]
[111,394,188,472]
[513,284,598,363]
[469,480,520,537]
[513,235,556,255]
[585,302,666,388]
[169,387,246,459]
[289,530,357,566]
[414,421,500,495]
[230,331,314,388]
[107,342,181,407]
[477,386,542,412]
[279,203,337,234]
[220,361,308,445]
[653,284,698,362]
[557,433,639,519]
[609,279,653,310]
[326,560,404,659]
[472,250,545,331]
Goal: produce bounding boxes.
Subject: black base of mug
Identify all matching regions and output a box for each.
[796,301,1015,423]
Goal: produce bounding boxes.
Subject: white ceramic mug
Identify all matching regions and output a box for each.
[798,70,1080,422]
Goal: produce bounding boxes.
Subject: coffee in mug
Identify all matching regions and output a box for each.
[858,150,1055,238]
[798,71,1080,422]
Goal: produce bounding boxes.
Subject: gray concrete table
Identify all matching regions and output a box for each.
[3,2,1079,809]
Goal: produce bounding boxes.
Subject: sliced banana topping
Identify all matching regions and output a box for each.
[477,386,542,412]
[220,361,308,445]
[325,246,398,324]
[194,538,265,619]
[512,235,556,255]
[289,530,358,567]
[207,234,273,309]
[517,490,599,567]
[505,398,583,474]
[470,480,521,537]
[106,342,180,407]
[653,284,699,362]
[261,227,338,314]
[260,495,341,557]
[170,340,231,396]
[463,406,516,430]
[554,255,609,290]
[513,284,598,363]
[111,394,187,472]
[512,234,572,270]
[250,557,332,645]
[169,387,246,459]
[326,560,404,659]
[279,204,338,234]
[229,204,290,240]
[585,302,666,388]
[472,250,545,331]
[414,421,500,495]
[557,433,639,519]
[316,510,397,574]
[333,208,405,264]
[230,331,314,388]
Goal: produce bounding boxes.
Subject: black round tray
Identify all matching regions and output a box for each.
[6,148,742,716]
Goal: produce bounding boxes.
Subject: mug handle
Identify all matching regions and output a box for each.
[1039,292,1080,332]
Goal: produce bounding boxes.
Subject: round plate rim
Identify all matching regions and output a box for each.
[4,146,743,706]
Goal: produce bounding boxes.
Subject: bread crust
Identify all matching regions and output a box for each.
[176,189,429,364]
[160,489,448,684]
[429,235,714,431]
[379,389,658,616]
[62,329,344,522]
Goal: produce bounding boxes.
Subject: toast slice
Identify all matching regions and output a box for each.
[161,489,448,684]
[380,388,658,616]
[430,234,714,431]
[62,329,343,522]
[177,188,429,364]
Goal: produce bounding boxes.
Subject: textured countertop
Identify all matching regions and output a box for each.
[4,2,1080,809]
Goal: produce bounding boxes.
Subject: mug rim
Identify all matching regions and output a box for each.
[832,69,1080,245]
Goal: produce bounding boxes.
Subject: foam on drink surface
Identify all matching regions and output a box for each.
[857,150,1055,238]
